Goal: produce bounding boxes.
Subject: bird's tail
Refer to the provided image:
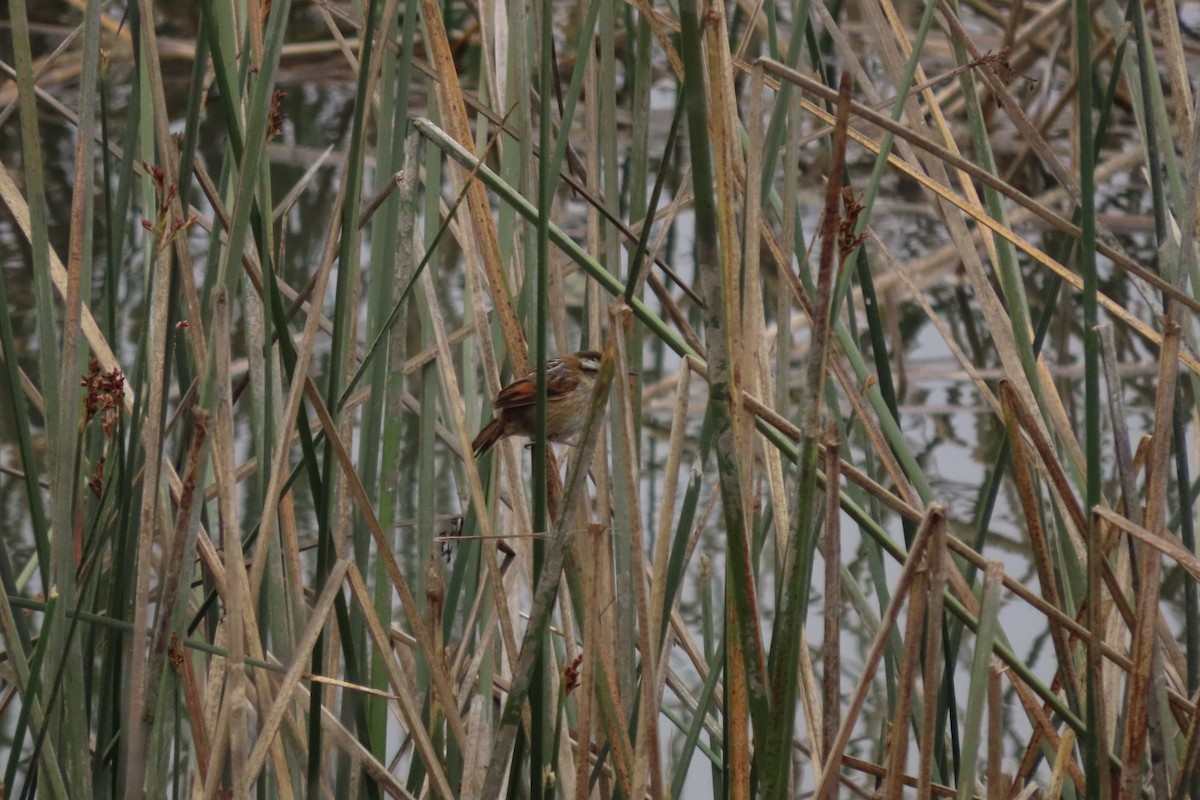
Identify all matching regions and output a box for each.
[472,418,504,456]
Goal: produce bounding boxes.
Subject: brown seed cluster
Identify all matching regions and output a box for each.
[81,356,124,498]
[140,162,196,251]
[563,654,584,695]
[267,89,287,141]
[838,187,868,261]
[81,355,125,437]
[87,457,105,499]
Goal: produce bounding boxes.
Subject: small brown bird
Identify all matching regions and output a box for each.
[471,350,602,456]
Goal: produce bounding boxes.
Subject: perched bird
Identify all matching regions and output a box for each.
[471,350,602,456]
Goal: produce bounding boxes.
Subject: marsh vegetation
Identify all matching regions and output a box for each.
[1,0,1198,798]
